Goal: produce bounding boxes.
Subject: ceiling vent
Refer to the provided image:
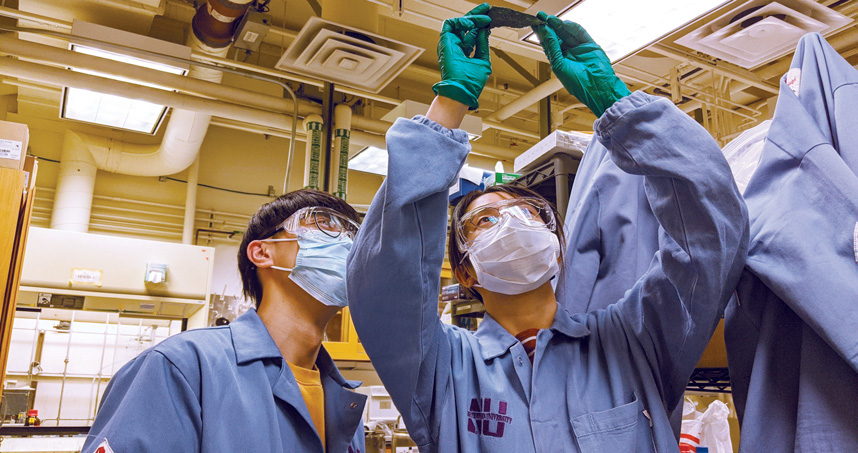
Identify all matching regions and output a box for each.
[275,17,423,93]
[675,0,852,68]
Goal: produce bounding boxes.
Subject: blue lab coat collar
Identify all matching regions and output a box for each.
[230,308,360,387]
[230,309,365,452]
[475,302,591,361]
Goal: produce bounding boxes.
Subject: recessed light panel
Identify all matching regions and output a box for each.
[524,0,728,62]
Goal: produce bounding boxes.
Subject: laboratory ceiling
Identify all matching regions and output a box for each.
[5,0,858,155]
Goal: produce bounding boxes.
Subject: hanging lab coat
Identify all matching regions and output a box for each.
[81,309,367,453]
[348,91,748,452]
[724,33,858,452]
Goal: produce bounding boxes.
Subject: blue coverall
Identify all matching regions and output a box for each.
[82,309,367,453]
[724,33,858,452]
[348,91,748,452]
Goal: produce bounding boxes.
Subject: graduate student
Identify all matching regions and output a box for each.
[83,189,366,453]
[347,4,748,451]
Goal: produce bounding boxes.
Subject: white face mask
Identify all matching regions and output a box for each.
[466,215,560,295]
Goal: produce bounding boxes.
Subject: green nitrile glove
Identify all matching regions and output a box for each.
[532,12,631,117]
[432,3,492,110]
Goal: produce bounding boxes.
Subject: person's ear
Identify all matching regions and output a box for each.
[247,240,274,268]
[454,263,478,289]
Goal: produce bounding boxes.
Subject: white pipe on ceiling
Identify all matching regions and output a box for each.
[2,55,523,160]
[50,131,98,232]
[483,77,563,125]
[183,157,200,244]
[0,35,306,116]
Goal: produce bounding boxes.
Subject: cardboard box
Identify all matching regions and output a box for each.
[449,166,493,206]
[487,172,521,186]
[0,121,29,171]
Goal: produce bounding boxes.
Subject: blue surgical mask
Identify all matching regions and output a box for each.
[263,231,352,307]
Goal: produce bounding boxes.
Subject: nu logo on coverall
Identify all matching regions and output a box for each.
[467,398,512,437]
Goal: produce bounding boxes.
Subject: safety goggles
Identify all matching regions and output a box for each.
[261,206,360,241]
[456,196,556,250]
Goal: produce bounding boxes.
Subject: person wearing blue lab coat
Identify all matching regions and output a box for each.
[724,33,858,452]
[82,190,366,453]
[347,4,748,452]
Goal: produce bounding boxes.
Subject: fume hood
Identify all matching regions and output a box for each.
[17,228,214,328]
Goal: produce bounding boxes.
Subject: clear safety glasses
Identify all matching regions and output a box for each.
[261,206,360,240]
[456,197,556,250]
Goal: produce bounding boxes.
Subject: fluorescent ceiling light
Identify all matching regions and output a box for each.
[73,46,186,77]
[348,146,495,177]
[348,146,389,176]
[61,45,187,135]
[524,0,728,62]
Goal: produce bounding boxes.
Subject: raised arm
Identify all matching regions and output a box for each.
[534,15,748,409]
[347,4,491,447]
[597,92,748,408]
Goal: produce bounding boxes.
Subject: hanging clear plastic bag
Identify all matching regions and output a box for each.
[680,398,733,453]
[680,399,704,453]
[700,400,732,453]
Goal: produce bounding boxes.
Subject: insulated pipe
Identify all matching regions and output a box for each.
[0,58,294,134]
[0,35,299,115]
[483,78,564,126]
[50,131,98,232]
[182,157,200,244]
[75,109,215,176]
[331,105,352,199]
[302,115,324,190]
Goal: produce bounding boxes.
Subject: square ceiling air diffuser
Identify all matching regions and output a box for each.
[275,17,423,93]
[675,0,852,69]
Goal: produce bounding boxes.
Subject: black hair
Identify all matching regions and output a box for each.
[238,189,360,308]
[448,185,565,301]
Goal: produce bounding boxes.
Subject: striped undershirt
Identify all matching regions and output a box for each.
[514,328,540,363]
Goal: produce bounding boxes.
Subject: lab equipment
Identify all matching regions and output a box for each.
[456,197,556,250]
[261,206,360,240]
[144,263,167,284]
[485,7,543,29]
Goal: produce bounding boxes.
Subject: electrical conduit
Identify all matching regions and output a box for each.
[301,115,324,190]
[331,105,352,200]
